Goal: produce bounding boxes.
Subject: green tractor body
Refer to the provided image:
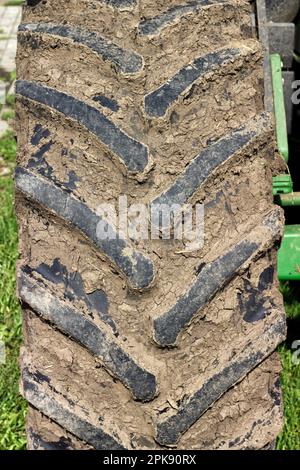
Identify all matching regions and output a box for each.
[269,15,300,280]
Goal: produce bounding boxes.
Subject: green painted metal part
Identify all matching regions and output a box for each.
[278,192,300,206]
[273,174,293,195]
[278,226,300,281]
[270,53,289,162]
[270,54,300,280]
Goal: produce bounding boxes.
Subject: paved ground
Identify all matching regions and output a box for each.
[0,5,21,76]
[0,3,21,135]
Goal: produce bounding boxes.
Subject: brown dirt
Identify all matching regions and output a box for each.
[16,0,286,449]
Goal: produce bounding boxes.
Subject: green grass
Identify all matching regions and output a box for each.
[0,130,26,450]
[277,344,300,449]
[0,35,15,41]
[4,1,24,6]
[0,129,16,163]
[280,282,300,319]
[9,70,16,83]
[1,110,14,122]
[5,94,15,108]
[276,282,300,450]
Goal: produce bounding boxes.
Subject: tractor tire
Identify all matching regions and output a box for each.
[16,0,286,450]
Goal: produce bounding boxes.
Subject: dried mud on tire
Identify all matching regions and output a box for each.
[16,0,286,450]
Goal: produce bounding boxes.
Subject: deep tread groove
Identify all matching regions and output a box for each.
[154,208,282,346]
[15,167,155,290]
[28,429,75,450]
[138,0,227,36]
[155,319,286,446]
[152,113,271,208]
[144,47,246,118]
[19,23,143,74]
[16,80,149,173]
[22,369,126,450]
[19,271,158,402]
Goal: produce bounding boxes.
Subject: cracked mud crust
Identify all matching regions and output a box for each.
[16,0,286,449]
